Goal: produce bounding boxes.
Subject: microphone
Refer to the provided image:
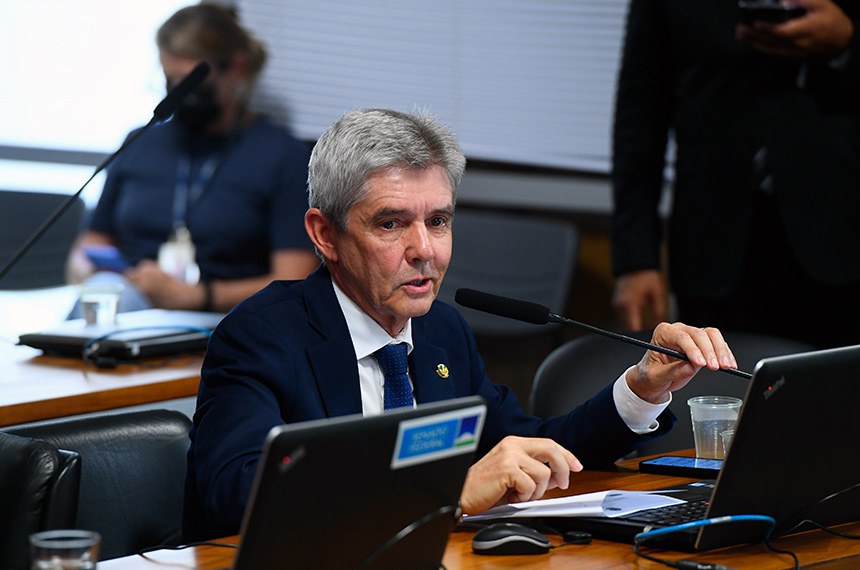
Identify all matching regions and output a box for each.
[153,61,211,120]
[0,62,212,282]
[454,288,752,380]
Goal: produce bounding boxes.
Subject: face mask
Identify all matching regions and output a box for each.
[172,84,221,134]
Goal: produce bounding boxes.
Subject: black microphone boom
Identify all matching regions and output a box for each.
[454,288,550,325]
[153,61,211,120]
[0,62,211,282]
[454,288,752,380]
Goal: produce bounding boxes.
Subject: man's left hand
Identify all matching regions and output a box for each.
[625,323,738,404]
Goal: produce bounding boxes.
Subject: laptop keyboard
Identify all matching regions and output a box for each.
[625,498,709,527]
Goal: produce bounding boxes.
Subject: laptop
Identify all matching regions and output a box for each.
[17,309,223,361]
[543,344,860,552]
[233,396,487,570]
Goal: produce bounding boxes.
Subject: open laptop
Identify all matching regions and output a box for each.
[233,396,487,570]
[544,344,860,552]
[17,309,223,361]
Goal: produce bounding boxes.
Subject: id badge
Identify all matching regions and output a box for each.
[159,225,200,284]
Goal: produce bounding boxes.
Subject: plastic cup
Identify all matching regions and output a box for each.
[29,529,100,569]
[79,283,123,326]
[721,428,735,456]
[687,396,742,459]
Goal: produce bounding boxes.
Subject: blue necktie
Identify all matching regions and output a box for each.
[375,343,413,410]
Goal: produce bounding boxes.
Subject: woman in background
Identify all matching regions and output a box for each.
[68,3,317,314]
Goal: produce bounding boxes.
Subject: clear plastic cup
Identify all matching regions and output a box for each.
[29,529,100,569]
[79,282,123,326]
[687,396,742,459]
[721,428,735,456]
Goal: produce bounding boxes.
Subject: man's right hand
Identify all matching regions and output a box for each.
[736,0,854,59]
[612,269,669,331]
[458,436,582,515]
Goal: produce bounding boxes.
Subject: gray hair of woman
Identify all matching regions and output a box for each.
[308,108,466,232]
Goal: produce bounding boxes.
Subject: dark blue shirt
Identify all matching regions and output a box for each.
[89,117,312,281]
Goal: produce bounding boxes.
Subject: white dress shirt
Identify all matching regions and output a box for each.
[332,282,669,432]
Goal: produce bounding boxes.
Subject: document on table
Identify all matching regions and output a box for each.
[462,490,685,522]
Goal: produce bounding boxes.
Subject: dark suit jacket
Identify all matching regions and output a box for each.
[183,266,675,541]
[611,0,860,297]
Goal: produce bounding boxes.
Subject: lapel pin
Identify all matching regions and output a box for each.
[435,364,449,379]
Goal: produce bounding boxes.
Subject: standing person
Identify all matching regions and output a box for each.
[67,3,318,314]
[182,107,739,541]
[610,0,860,349]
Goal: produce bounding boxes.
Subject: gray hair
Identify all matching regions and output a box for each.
[308,108,466,232]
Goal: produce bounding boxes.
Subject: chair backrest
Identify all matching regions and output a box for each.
[0,190,84,290]
[436,209,579,336]
[0,433,80,570]
[8,409,193,560]
[528,330,817,457]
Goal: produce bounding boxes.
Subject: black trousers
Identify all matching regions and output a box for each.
[677,193,860,349]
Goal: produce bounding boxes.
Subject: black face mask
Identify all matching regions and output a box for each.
[172,84,221,134]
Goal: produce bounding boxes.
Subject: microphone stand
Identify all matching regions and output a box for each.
[0,119,157,281]
[0,61,211,282]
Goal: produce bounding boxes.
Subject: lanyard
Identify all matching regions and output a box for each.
[172,152,223,231]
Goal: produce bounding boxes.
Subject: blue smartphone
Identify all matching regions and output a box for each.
[84,245,130,272]
[638,455,723,478]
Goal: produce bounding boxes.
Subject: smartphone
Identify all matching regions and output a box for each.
[638,455,723,478]
[84,245,131,272]
[738,1,806,25]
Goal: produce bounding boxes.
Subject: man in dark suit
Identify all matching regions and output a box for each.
[611,0,860,348]
[183,108,739,541]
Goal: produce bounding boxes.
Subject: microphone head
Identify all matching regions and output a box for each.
[454,289,550,325]
[152,61,212,120]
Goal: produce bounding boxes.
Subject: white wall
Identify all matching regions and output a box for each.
[1,1,633,215]
[0,1,192,207]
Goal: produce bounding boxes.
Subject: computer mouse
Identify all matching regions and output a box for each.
[471,522,552,555]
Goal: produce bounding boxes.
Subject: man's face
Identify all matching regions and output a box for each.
[325,165,454,336]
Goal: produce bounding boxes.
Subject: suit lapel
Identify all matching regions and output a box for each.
[307,338,362,417]
[303,267,363,417]
[410,316,457,404]
[301,268,457,413]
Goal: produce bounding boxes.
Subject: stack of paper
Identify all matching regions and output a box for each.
[462,490,685,522]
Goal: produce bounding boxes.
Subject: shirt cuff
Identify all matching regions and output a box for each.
[612,366,672,434]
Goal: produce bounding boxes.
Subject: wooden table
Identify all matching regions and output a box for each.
[0,340,202,426]
[99,457,860,570]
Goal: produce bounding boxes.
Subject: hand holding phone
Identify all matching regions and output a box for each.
[738,1,807,25]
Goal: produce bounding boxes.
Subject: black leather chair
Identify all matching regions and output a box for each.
[0,433,80,570]
[435,208,579,336]
[0,190,85,290]
[528,330,817,457]
[7,409,193,560]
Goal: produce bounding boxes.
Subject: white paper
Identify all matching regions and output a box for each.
[463,490,686,522]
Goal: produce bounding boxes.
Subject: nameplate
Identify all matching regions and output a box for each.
[391,405,485,469]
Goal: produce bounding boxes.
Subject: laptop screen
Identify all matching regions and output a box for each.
[696,343,860,549]
[234,396,487,570]
[499,345,860,552]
